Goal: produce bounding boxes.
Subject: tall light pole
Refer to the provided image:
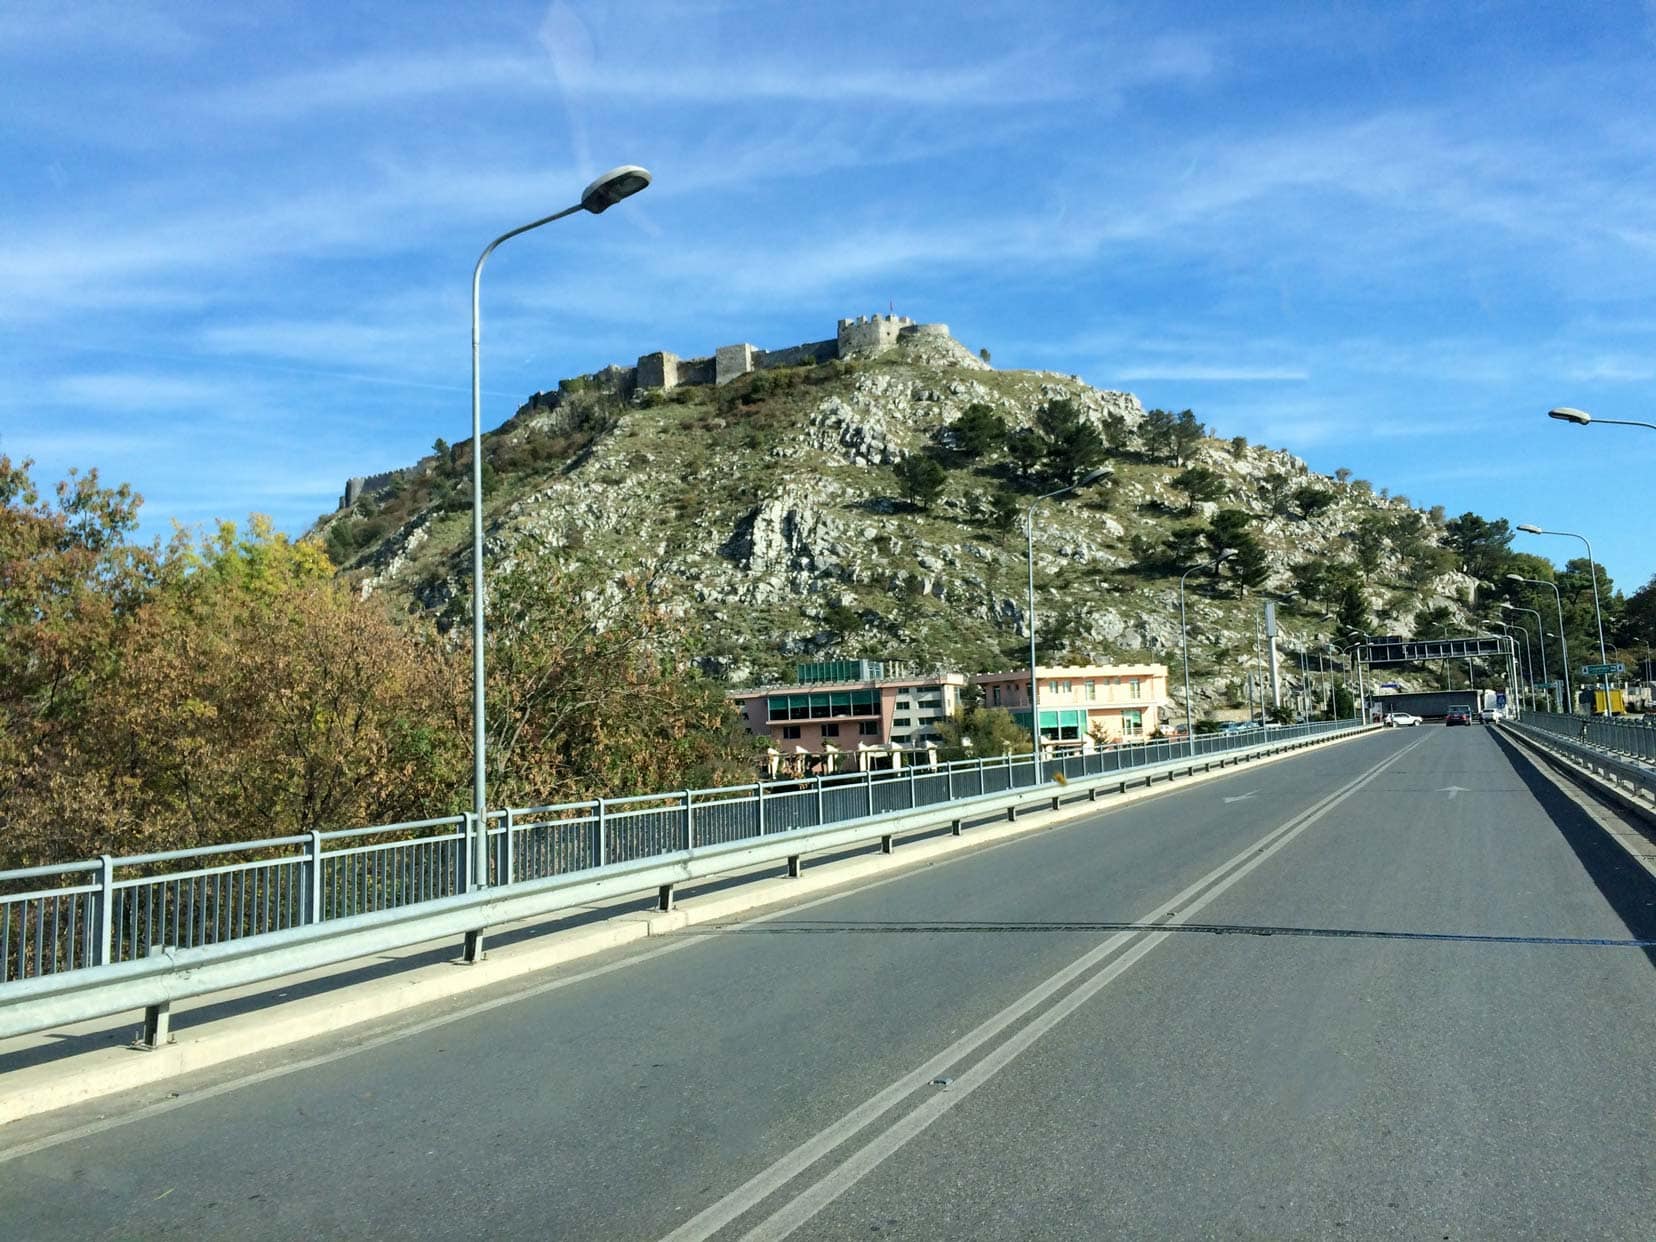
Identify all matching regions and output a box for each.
[1501,602,1547,711]
[1179,549,1236,756]
[1341,631,1367,723]
[1548,406,1656,432]
[1515,524,1612,716]
[1488,619,1528,715]
[467,166,652,855]
[1256,589,1295,718]
[1025,468,1109,775]
[1508,573,1571,714]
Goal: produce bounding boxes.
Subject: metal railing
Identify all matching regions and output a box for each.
[1501,717,1656,808]
[1514,711,1656,765]
[1,718,1359,986]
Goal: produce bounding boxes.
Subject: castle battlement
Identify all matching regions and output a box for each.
[341,315,962,511]
[520,314,954,411]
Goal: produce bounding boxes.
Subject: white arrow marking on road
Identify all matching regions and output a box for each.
[1222,791,1257,804]
[1439,785,1470,800]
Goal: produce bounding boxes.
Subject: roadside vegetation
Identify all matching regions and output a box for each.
[0,456,756,868]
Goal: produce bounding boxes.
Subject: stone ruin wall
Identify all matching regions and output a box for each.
[355,316,958,508]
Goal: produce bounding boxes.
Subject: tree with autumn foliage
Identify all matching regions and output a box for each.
[480,542,758,807]
[1,459,757,868]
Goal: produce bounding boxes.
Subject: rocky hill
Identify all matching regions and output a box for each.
[315,322,1476,715]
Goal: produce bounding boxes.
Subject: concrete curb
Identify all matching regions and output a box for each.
[0,726,1379,1127]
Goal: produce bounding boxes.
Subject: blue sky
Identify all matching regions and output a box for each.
[4,1,1654,593]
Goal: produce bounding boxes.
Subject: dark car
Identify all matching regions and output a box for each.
[1444,706,1472,726]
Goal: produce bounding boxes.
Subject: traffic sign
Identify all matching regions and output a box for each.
[1580,663,1624,676]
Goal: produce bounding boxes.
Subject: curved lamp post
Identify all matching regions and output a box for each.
[1548,406,1656,432]
[1515,524,1611,716]
[1025,468,1109,777]
[1507,573,1571,714]
[1501,601,1548,711]
[1487,618,1528,715]
[468,166,652,863]
[1340,631,1367,723]
[1178,548,1236,756]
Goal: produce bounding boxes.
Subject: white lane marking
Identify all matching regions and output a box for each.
[0,858,1002,1166]
[1440,785,1470,799]
[1222,791,1257,804]
[736,737,1421,1242]
[658,739,1421,1242]
[1,729,1399,1166]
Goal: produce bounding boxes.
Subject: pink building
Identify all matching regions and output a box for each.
[972,663,1171,746]
[729,661,969,761]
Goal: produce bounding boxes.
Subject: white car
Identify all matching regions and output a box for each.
[1385,712,1420,727]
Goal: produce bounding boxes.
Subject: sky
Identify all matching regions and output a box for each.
[4,0,1654,594]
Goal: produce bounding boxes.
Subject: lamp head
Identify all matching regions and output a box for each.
[580,165,652,214]
[1505,572,1526,583]
[1516,523,1543,535]
[1548,406,1591,425]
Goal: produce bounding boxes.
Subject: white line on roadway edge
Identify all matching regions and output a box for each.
[661,737,1423,1242]
[0,728,1395,1166]
[0,854,999,1166]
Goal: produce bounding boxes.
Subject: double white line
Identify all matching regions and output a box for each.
[661,737,1422,1242]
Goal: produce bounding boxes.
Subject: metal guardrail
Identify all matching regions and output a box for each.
[1517,711,1656,763]
[1502,718,1656,807]
[0,719,1366,1020]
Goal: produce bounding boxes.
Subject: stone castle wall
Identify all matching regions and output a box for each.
[351,316,955,508]
[340,469,402,510]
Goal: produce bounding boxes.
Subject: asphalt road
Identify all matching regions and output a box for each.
[3,726,1654,1240]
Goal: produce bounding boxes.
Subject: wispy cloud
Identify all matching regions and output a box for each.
[49,372,240,409]
[1114,365,1309,382]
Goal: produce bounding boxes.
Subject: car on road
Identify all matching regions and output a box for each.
[1219,721,1262,734]
[1445,706,1472,726]
[1479,707,1501,723]
[1385,712,1420,727]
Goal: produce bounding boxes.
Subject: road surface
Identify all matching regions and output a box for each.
[2,727,1653,1239]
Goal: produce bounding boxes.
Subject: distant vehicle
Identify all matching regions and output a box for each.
[1445,706,1472,726]
[1479,707,1501,723]
[1220,721,1262,733]
[1386,712,1420,727]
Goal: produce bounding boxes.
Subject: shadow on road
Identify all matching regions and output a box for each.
[1490,728,1656,969]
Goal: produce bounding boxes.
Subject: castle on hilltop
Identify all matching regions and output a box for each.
[554,313,954,399]
[339,315,954,509]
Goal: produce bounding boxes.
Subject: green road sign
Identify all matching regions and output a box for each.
[1580,662,1624,676]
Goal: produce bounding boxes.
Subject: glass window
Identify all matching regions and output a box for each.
[1130,679,1142,700]
[782,725,801,740]
[1085,680,1096,701]
[859,721,879,736]
[893,717,912,726]
[768,696,789,719]
[992,686,1002,706]
[822,723,839,737]
[829,691,852,716]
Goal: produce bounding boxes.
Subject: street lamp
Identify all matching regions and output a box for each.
[1487,618,1528,716]
[1341,631,1368,723]
[1501,602,1547,711]
[1507,573,1572,714]
[1179,548,1237,756]
[1547,406,1656,431]
[1025,468,1109,777]
[1514,524,1612,715]
[467,165,652,868]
